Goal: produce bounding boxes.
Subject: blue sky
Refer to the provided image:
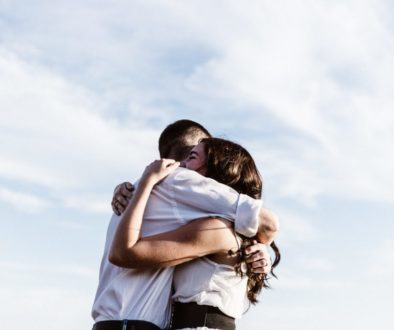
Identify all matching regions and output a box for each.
[1,1,394,329]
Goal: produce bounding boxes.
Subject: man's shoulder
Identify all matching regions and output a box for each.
[163,168,235,194]
[165,167,211,185]
[165,167,201,181]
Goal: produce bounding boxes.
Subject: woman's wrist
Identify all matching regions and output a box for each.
[140,175,157,190]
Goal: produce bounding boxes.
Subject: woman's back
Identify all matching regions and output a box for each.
[173,256,249,319]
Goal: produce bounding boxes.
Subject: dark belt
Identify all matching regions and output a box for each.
[171,302,235,330]
[93,320,160,330]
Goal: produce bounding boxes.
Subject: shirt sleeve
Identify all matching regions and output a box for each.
[164,168,261,237]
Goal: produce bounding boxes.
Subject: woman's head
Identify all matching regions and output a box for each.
[184,137,262,199]
[182,142,207,176]
[184,137,280,304]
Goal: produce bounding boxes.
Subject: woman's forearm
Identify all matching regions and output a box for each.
[109,159,180,266]
[109,178,155,265]
[111,217,238,269]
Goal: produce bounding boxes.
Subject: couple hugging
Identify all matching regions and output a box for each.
[91,119,280,330]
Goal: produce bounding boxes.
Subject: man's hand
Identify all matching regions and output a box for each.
[245,240,272,275]
[112,182,134,215]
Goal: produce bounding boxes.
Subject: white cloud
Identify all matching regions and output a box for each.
[297,256,336,273]
[0,49,159,214]
[0,285,93,330]
[179,0,394,204]
[0,261,97,280]
[0,261,97,330]
[2,1,392,208]
[276,273,350,290]
[0,186,50,212]
[272,209,319,245]
[62,195,110,214]
[367,239,394,278]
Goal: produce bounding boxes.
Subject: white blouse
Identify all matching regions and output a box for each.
[173,256,249,320]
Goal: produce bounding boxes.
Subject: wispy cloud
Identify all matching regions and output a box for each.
[367,239,394,278]
[62,195,110,214]
[0,48,158,213]
[0,285,93,330]
[179,1,394,204]
[2,1,393,207]
[0,186,50,212]
[272,209,320,245]
[0,261,97,279]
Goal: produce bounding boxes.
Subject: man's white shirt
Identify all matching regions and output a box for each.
[91,167,261,329]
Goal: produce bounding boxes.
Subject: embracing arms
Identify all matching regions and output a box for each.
[109,160,274,273]
[111,180,279,244]
[109,159,237,268]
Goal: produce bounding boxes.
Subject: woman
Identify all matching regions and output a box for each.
[110,138,280,329]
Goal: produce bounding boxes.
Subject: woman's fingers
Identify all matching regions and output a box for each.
[159,159,180,178]
[162,159,180,171]
[143,159,180,184]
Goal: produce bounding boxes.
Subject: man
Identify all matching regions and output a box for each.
[92,120,278,329]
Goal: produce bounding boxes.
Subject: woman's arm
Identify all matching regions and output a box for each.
[109,217,239,268]
[109,159,180,265]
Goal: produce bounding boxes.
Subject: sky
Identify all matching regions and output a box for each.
[0,0,393,329]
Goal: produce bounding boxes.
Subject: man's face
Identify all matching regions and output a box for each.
[183,142,207,176]
[167,132,208,161]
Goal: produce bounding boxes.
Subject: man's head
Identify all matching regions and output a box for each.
[158,119,211,161]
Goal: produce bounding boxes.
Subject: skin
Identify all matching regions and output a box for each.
[182,143,207,175]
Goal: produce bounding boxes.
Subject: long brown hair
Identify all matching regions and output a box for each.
[201,137,280,304]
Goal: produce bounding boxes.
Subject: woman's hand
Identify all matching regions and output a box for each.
[141,159,180,186]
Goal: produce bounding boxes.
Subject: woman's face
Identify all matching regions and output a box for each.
[183,142,207,176]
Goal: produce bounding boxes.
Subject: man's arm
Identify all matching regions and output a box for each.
[111,175,278,242]
[243,209,278,274]
[244,241,272,274]
[256,208,280,244]
[166,168,262,237]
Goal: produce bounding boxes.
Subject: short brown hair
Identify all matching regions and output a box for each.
[158,119,211,160]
